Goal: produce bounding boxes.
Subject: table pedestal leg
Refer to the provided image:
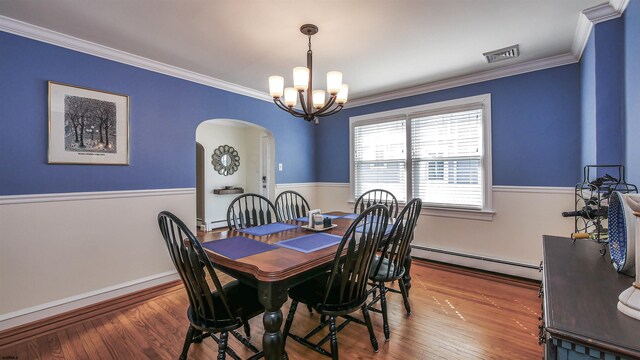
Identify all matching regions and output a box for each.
[259,282,289,360]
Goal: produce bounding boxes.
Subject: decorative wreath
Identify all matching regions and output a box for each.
[211,145,240,176]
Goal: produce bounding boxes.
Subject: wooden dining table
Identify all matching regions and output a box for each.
[196,211,412,360]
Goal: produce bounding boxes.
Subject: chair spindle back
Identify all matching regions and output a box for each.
[323,204,389,310]
[157,211,239,328]
[373,198,422,280]
[275,190,310,221]
[354,189,399,218]
[226,194,279,230]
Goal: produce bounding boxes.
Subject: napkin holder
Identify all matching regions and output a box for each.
[307,209,321,229]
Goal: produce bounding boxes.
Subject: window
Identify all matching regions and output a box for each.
[350,94,493,218]
[352,118,407,202]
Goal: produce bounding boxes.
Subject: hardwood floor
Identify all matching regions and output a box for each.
[0,260,542,359]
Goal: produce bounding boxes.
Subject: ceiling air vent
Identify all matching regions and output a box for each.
[483,44,520,63]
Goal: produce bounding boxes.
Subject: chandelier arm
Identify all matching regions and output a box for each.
[273,98,290,111]
[289,111,308,118]
[313,95,337,116]
[297,91,309,115]
[319,104,344,117]
[274,98,307,117]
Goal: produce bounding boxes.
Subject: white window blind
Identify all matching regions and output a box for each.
[353,119,407,202]
[411,108,483,209]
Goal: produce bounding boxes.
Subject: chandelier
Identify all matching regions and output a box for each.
[268,24,349,124]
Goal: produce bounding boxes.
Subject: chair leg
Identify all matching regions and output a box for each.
[243,320,251,339]
[192,328,204,343]
[217,331,228,360]
[399,277,412,315]
[282,300,298,350]
[180,325,195,360]
[362,305,379,352]
[379,283,390,341]
[328,316,339,360]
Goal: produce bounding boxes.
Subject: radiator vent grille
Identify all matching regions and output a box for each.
[483,45,520,63]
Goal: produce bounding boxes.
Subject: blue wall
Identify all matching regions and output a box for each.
[571,9,640,187]
[581,32,597,167]
[625,0,640,185]
[594,19,625,166]
[0,32,316,196]
[316,65,583,187]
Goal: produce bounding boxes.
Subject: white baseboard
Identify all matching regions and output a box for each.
[411,247,542,280]
[0,271,179,331]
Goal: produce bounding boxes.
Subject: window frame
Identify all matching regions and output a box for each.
[349,94,494,220]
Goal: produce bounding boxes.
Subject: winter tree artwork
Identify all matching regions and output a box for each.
[48,81,129,165]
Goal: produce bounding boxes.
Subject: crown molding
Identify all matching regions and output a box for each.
[0,0,630,110]
[348,0,629,109]
[584,0,629,24]
[571,13,595,59]
[0,15,272,103]
[570,0,629,65]
[346,52,578,108]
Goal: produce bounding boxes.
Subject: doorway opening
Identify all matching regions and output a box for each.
[195,119,275,231]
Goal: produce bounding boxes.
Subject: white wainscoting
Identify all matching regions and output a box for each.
[311,182,574,280]
[0,183,572,330]
[0,188,195,331]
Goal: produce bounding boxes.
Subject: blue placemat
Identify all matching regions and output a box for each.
[201,236,278,260]
[239,222,300,236]
[356,222,393,235]
[294,214,343,222]
[341,213,360,220]
[276,233,343,254]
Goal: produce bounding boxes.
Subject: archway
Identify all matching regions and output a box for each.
[195,119,276,230]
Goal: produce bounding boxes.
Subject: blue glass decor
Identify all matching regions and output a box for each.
[608,191,634,273]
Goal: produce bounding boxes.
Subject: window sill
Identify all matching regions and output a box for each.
[347,200,495,221]
[420,206,495,221]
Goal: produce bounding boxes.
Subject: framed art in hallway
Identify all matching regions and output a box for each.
[48,81,130,165]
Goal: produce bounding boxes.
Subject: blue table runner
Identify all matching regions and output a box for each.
[238,222,300,236]
[276,233,343,254]
[201,236,278,260]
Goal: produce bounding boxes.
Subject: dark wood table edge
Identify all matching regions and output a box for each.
[542,236,640,360]
[544,328,640,359]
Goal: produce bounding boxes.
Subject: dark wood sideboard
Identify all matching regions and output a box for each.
[541,235,640,359]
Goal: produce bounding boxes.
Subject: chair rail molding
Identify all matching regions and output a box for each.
[0,188,196,205]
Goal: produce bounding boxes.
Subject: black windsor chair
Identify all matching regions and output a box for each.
[367,198,422,341]
[158,211,263,360]
[354,189,399,219]
[275,190,311,221]
[282,204,390,359]
[226,193,279,230]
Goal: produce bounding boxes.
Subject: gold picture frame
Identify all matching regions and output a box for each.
[48,81,130,165]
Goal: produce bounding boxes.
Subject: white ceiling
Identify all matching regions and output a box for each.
[0,0,605,100]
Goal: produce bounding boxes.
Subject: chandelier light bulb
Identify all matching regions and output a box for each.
[312,90,326,109]
[336,84,349,104]
[326,71,343,95]
[268,76,284,98]
[284,87,298,107]
[293,67,310,91]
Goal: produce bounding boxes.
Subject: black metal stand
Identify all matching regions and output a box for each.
[571,165,637,255]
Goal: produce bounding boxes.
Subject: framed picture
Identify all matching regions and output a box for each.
[48,81,129,165]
